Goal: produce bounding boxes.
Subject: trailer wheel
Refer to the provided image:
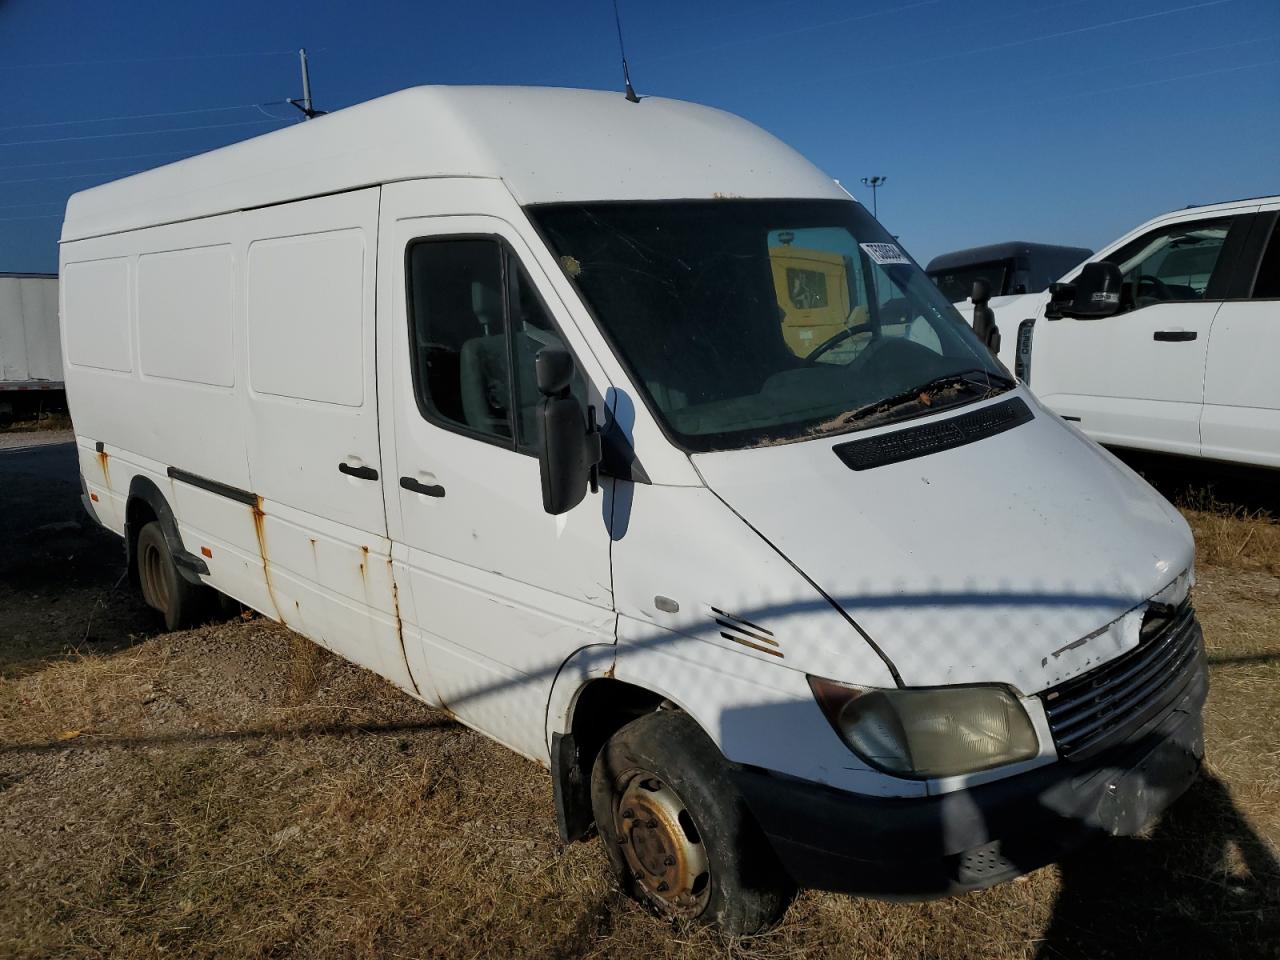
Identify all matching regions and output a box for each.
[136,521,208,631]
[590,709,794,935]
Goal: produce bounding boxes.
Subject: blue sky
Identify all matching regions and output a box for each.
[1,0,1277,274]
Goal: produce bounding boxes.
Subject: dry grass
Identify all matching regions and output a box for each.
[1181,489,1280,575]
[1,481,1277,958]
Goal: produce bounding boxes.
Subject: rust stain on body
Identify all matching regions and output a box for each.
[251,496,283,620]
[388,559,422,697]
[95,449,111,489]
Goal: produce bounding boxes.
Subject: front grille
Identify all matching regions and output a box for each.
[1040,600,1201,762]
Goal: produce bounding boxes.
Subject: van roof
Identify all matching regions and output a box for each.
[924,242,1093,273]
[61,85,846,243]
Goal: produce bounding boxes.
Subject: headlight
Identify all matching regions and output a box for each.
[808,677,1039,779]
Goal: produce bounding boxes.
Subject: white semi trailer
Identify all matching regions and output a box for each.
[0,272,63,425]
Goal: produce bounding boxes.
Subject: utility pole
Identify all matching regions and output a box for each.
[861,176,887,218]
[288,48,325,119]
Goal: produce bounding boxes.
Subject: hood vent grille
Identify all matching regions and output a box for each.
[711,607,782,658]
[833,396,1034,471]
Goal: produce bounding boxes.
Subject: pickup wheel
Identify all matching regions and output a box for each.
[136,521,209,631]
[590,709,794,935]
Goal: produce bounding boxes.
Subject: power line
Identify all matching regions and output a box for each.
[0,117,288,149]
[0,149,193,174]
[651,0,943,63]
[902,0,1237,71]
[0,48,304,71]
[0,102,287,134]
[0,168,150,187]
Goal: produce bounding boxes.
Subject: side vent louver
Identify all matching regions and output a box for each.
[711,607,783,658]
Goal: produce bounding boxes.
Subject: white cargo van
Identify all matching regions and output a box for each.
[61,86,1206,934]
[1012,197,1280,468]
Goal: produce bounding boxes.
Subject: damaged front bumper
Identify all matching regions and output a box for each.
[732,628,1208,898]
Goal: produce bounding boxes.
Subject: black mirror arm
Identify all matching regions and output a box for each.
[1045,282,1076,320]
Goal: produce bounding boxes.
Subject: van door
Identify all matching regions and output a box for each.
[1032,213,1247,455]
[1201,209,1280,467]
[377,201,616,762]
[240,188,416,693]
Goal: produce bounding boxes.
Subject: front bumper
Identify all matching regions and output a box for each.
[732,637,1207,898]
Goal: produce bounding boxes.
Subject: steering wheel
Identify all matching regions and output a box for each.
[1136,274,1174,302]
[804,321,873,364]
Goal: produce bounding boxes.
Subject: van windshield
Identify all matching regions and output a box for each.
[529,199,1011,452]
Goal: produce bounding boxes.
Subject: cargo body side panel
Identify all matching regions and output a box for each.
[60,187,418,696]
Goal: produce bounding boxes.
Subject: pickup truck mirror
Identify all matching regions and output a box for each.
[535,347,602,516]
[1046,262,1123,320]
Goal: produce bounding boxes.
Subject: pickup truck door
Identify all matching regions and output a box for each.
[1032,212,1250,456]
[376,182,617,763]
[1201,208,1280,467]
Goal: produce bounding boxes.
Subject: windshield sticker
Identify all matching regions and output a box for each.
[860,242,911,266]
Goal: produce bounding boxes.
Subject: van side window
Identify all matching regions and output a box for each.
[1252,220,1280,299]
[1104,218,1232,308]
[406,237,584,449]
[406,238,510,440]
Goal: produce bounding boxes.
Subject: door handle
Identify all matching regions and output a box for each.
[338,462,379,480]
[400,476,446,498]
[1153,330,1197,342]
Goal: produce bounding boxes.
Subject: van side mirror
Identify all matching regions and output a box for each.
[970,279,1000,357]
[1046,262,1123,320]
[535,347,602,516]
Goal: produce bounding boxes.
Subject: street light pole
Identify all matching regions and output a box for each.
[860,175,887,218]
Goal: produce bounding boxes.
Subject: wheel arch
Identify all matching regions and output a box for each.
[125,476,207,587]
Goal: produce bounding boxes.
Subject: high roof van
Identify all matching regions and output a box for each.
[61,86,1206,934]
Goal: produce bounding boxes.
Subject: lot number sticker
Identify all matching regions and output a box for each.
[860,242,911,265]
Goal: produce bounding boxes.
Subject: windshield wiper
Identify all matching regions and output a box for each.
[836,369,1015,428]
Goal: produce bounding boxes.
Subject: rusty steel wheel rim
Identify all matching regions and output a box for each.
[613,771,711,917]
[141,539,168,611]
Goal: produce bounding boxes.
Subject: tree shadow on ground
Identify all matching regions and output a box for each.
[1037,772,1280,960]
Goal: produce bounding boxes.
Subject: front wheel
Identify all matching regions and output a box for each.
[590,709,794,935]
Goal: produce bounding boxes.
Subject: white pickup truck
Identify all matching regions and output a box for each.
[1006,196,1280,469]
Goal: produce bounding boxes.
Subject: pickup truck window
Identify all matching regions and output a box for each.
[1252,220,1280,299]
[531,199,1009,452]
[1105,218,1233,308]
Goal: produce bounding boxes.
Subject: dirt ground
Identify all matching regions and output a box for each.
[1,436,1277,960]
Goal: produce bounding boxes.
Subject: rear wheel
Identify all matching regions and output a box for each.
[136,521,210,630]
[590,709,794,935]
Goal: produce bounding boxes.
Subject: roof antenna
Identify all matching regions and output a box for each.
[288,48,326,119]
[611,0,640,103]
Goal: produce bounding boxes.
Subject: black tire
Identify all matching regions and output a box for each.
[590,709,794,936]
[135,520,211,631]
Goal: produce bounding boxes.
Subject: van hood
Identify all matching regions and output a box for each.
[691,391,1194,694]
